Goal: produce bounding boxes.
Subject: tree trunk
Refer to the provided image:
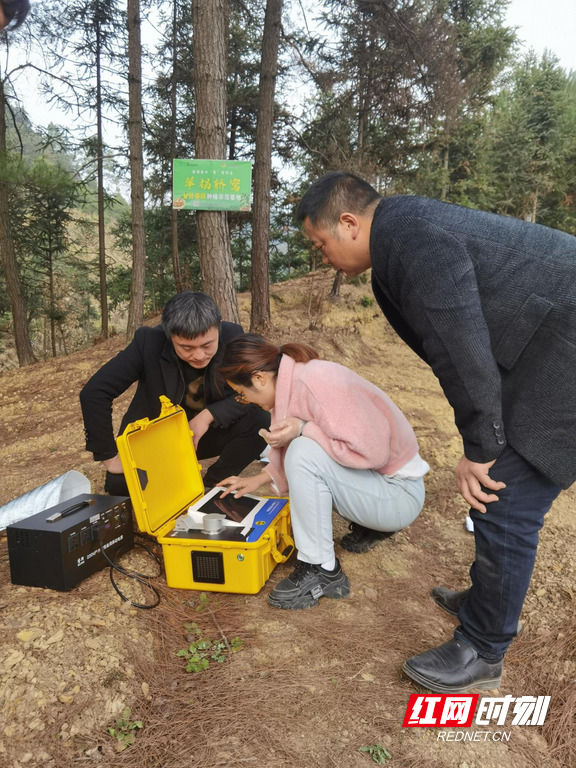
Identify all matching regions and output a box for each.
[329,269,343,298]
[170,0,183,292]
[48,234,57,358]
[286,219,290,278]
[0,80,35,366]
[441,144,450,202]
[357,14,367,164]
[229,71,239,160]
[192,0,240,323]
[250,0,283,333]
[58,321,68,355]
[126,0,147,341]
[95,23,109,338]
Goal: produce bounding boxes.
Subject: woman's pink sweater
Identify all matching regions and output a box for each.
[265,355,420,494]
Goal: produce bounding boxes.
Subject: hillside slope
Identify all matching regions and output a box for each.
[1,271,575,768]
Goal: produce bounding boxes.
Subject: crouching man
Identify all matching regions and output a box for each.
[80,291,270,494]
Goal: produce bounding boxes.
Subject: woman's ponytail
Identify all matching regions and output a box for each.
[219,334,319,387]
[279,342,318,364]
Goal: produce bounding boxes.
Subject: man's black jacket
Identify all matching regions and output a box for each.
[370,195,576,489]
[80,322,251,461]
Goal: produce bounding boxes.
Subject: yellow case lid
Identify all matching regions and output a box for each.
[116,396,204,535]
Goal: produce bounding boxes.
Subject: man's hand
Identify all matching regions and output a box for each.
[189,409,214,450]
[259,417,303,448]
[219,471,271,498]
[455,455,506,513]
[102,455,124,474]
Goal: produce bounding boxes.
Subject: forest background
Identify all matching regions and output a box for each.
[1,0,576,370]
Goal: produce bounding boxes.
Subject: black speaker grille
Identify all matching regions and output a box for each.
[191,551,225,584]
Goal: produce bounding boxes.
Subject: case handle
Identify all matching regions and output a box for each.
[269,526,295,564]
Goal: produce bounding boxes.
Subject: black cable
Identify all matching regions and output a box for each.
[98,539,162,610]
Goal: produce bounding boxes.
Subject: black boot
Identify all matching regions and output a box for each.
[403,639,503,694]
[431,586,523,633]
[340,522,395,553]
[267,559,350,610]
[431,586,470,617]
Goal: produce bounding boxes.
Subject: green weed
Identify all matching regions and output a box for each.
[359,744,392,765]
[108,707,142,750]
[177,623,244,673]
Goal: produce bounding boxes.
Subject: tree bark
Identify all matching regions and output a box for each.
[250,0,283,333]
[126,0,147,341]
[192,0,240,323]
[58,320,68,355]
[329,269,343,298]
[229,71,239,161]
[441,143,450,201]
[0,79,35,366]
[170,0,183,292]
[48,231,57,357]
[95,20,109,338]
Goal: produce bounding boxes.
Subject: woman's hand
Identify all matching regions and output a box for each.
[455,455,506,513]
[259,417,303,448]
[219,471,271,498]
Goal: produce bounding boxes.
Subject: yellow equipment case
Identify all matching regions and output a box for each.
[116,396,293,594]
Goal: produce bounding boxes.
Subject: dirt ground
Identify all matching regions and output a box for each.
[1,272,575,768]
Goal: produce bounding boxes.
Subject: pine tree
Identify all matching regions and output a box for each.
[42,0,126,339]
[250,0,283,333]
[125,0,146,340]
[192,0,240,322]
[0,20,37,366]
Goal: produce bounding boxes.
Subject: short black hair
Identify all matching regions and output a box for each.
[296,172,381,228]
[161,291,222,339]
[1,0,31,30]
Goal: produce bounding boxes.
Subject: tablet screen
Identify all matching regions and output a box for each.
[196,491,259,522]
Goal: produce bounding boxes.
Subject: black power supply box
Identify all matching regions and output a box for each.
[7,494,134,591]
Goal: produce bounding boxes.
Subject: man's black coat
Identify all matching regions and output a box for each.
[370,195,576,489]
[80,322,252,461]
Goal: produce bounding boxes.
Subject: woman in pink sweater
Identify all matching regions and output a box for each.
[218,334,428,610]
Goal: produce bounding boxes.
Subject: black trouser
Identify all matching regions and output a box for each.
[455,446,561,659]
[104,407,271,496]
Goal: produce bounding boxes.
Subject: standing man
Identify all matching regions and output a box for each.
[296,172,576,693]
[80,291,270,494]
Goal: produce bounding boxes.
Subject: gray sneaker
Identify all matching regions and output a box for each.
[267,559,350,610]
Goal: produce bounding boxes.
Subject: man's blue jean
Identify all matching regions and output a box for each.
[455,446,562,660]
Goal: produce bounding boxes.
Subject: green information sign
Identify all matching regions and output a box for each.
[172,159,252,211]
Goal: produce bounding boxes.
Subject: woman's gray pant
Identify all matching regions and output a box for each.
[284,437,425,564]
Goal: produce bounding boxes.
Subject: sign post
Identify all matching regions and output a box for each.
[173,159,252,211]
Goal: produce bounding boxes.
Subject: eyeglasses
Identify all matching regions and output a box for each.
[234,392,250,404]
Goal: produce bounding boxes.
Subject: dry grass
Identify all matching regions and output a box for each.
[3,273,575,768]
[507,614,576,767]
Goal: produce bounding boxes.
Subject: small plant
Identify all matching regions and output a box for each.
[360,295,373,307]
[108,707,142,751]
[177,624,244,673]
[359,744,392,765]
[230,636,244,652]
[195,592,210,612]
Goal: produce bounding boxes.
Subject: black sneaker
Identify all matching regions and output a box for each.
[267,559,350,610]
[340,522,395,553]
